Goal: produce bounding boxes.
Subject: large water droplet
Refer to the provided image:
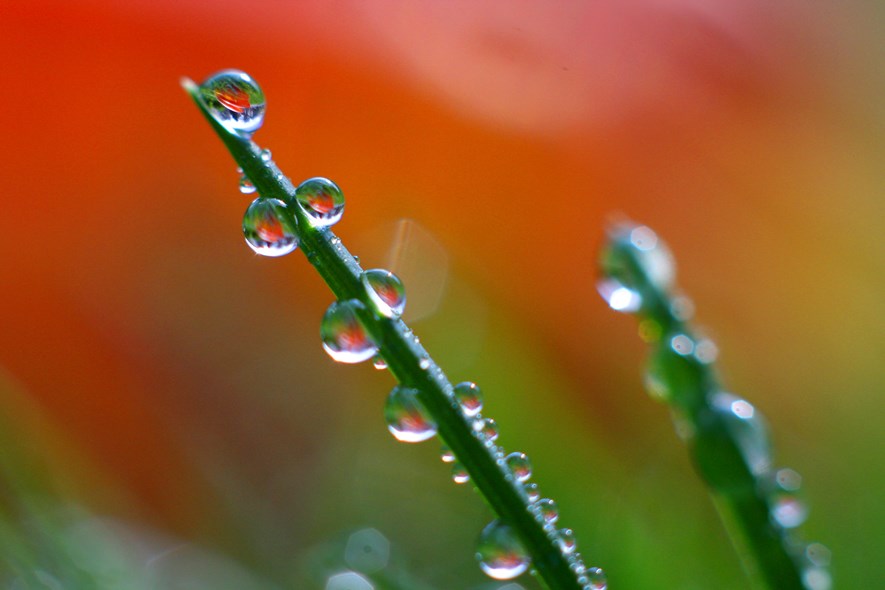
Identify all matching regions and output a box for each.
[384,386,437,443]
[242,198,299,257]
[295,177,345,227]
[505,452,532,483]
[585,566,608,590]
[320,300,378,364]
[476,520,530,580]
[199,70,266,136]
[710,392,772,476]
[362,269,406,318]
[473,417,499,442]
[453,382,483,417]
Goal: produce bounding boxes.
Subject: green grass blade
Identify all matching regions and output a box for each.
[182,76,590,590]
[598,221,824,590]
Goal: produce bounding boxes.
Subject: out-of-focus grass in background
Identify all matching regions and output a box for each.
[1,1,882,588]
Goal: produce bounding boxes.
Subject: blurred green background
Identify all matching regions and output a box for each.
[1,1,883,588]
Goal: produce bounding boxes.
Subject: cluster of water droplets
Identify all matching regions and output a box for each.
[598,222,830,589]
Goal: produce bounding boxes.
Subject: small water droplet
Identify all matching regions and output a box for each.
[239,174,257,194]
[361,269,406,318]
[440,445,455,463]
[670,334,695,356]
[242,198,298,257]
[199,70,266,136]
[523,483,540,503]
[372,355,388,370]
[556,528,577,555]
[476,520,530,580]
[585,566,607,590]
[344,528,390,573]
[596,279,642,313]
[802,567,832,590]
[535,498,559,524]
[384,386,437,443]
[260,148,272,162]
[295,177,345,227]
[771,494,807,528]
[452,462,470,484]
[670,295,695,320]
[454,382,483,417]
[694,338,718,363]
[775,468,802,492]
[805,543,831,567]
[505,452,532,483]
[710,392,771,476]
[320,300,378,364]
[473,417,499,441]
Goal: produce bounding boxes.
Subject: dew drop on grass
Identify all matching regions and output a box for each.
[384,386,437,443]
[771,494,808,528]
[440,445,455,463]
[710,392,772,476]
[505,452,532,483]
[239,174,256,194]
[260,148,272,162]
[320,300,378,364]
[535,498,559,524]
[295,177,345,227]
[523,482,540,503]
[476,520,530,580]
[556,528,577,555]
[585,566,608,590]
[596,279,642,313]
[452,462,470,484]
[372,355,387,370]
[199,70,266,136]
[473,417,499,442]
[242,198,298,257]
[453,382,483,417]
[362,269,406,318]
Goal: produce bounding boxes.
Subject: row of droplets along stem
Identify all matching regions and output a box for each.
[193,69,604,590]
[597,222,830,590]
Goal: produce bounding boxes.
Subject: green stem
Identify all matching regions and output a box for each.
[599,224,809,590]
[183,78,585,590]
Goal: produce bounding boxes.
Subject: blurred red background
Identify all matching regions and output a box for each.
[1,1,882,588]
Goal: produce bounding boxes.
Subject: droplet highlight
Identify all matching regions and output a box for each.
[199,70,266,136]
[452,462,470,484]
[476,520,530,580]
[320,300,378,364]
[454,382,483,417]
[295,177,345,227]
[242,198,299,257]
[556,528,577,555]
[384,386,437,443]
[239,174,257,194]
[535,498,559,524]
[362,269,406,318]
[710,392,772,476]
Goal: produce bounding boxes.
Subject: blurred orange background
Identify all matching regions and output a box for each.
[1,1,882,588]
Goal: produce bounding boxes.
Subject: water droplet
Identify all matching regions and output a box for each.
[239,174,257,194]
[476,520,530,580]
[452,462,470,484]
[440,445,455,463]
[694,338,719,363]
[775,467,802,492]
[596,279,642,313]
[710,392,771,476]
[535,498,559,524]
[361,269,407,318]
[802,567,832,590]
[523,482,540,503]
[372,355,388,370]
[505,452,532,483]
[320,300,378,364]
[344,528,390,573]
[805,543,831,567]
[556,528,577,555]
[585,567,607,590]
[242,198,298,257]
[325,571,373,590]
[199,70,266,136]
[454,382,483,417]
[295,177,345,227]
[669,295,695,320]
[473,417,499,441]
[670,334,695,356]
[419,357,431,370]
[771,494,807,528]
[384,386,437,443]
[260,148,273,162]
